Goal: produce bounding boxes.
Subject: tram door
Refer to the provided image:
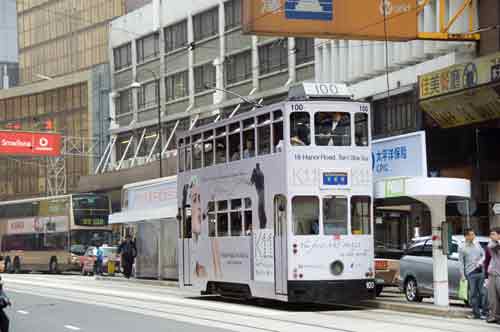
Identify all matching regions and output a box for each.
[181,206,192,286]
[274,195,288,295]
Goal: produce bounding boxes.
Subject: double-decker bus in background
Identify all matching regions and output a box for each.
[0,193,112,273]
[177,82,375,304]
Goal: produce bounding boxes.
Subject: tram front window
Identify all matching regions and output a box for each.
[351,196,371,235]
[323,196,348,235]
[292,196,319,235]
[290,112,310,146]
[355,113,369,146]
[314,112,351,146]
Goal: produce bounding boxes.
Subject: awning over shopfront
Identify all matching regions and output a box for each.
[419,51,500,128]
[375,177,470,200]
[109,206,177,224]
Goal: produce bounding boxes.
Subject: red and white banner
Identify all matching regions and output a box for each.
[0,131,61,157]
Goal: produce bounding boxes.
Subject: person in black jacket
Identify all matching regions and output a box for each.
[0,276,10,332]
[118,235,137,279]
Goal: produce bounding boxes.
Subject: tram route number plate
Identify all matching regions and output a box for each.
[322,172,348,186]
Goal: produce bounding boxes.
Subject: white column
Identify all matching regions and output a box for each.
[187,12,195,105]
[288,37,296,83]
[213,58,224,104]
[252,36,259,90]
[218,1,226,100]
[415,196,450,307]
[322,41,330,82]
[330,40,337,82]
[314,39,322,81]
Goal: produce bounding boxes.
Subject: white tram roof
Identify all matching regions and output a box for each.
[122,175,177,191]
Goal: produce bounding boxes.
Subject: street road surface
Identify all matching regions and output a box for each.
[2,274,496,332]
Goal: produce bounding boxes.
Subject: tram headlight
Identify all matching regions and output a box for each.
[330,260,344,276]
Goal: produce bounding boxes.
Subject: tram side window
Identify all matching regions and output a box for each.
[315,112,351,146]
[216,127,227,164]
[244,198,252,235]
[229,123,241,161]
[290,112,310,146]
[203,130,214,167]
[185,137,192,170]
[351,196,371,235]
[217,200,229,237]
[243,118,255,159]
[273,116,284,153]
[184,206,192,238]
[323,196,348,235]
[192,135,202,169]
[355,113,369,147]
[178,139,185,172]
[208,202,216,237]
[292,196,319,235]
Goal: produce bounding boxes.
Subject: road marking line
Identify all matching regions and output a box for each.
[16,310,29,315]
[64,325,81,331]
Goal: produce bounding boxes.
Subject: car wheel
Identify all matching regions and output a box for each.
[4,257,12,274]
[375,285,384,297]
[49,258,59,274]
[404,278,423,302]
[13,257,21,274]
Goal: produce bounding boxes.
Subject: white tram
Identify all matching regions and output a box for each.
[177,83,375,304]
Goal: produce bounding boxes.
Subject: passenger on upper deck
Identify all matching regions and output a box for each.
[291,124,309,146]
[243,140,255,159]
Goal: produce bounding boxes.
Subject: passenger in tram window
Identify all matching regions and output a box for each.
[243,140,255,159]
[290,124,308,146]
[312,219,319,235]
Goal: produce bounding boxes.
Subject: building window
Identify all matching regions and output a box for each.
[295,38,314,65]
[259,40,288,75]
[136,33,159,63]
[193,7,219,42]
[137,81,158,109]
[165,71,188,101]
[116,89,133,115]
[225,50,251,85]
[372,91,417,139]
[113,43,132,70]
[225,0,241,30]
[164,20,188,53]
[194,63,216,93]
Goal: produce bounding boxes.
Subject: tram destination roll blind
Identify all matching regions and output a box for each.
[322,172,348,186]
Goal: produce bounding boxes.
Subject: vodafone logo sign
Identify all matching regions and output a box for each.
[0,131,61,156]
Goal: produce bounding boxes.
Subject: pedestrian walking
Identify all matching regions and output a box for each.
[118,235,136,279]
[0,276,10,332]
[94,244,104,276]
[486,228,500,324]
[459,228,486,319]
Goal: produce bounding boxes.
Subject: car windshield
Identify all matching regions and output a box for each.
[70,244,87,255]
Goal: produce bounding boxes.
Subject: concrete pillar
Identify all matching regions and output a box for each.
[252,36,259,90]
[288,37,296,83]
[415,196,449,307]
[187,13,195,105]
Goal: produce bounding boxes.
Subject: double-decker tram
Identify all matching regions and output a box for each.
[0,193,112,273]
[177,83,375,304]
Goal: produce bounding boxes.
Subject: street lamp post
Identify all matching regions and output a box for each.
[130,69,163,178]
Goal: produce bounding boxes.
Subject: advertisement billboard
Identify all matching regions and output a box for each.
[242,0,418,41]
[0,131,62,157]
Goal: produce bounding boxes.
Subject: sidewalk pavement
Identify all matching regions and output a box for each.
[96,277,470,318]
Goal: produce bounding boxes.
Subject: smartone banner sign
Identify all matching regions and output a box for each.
[0,131,62,157]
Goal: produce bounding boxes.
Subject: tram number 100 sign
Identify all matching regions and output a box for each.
[302,83,352,98]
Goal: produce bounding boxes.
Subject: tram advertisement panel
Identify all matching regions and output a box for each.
[178,153,285,286]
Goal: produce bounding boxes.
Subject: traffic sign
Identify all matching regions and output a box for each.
[493,203,500,215]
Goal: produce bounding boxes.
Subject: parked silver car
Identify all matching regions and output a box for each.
[400,235,489,302]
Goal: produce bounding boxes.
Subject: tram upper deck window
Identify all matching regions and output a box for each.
[292,196,319,235]
[192,134,202,169]
[229,123,241,161]
[257,113,271,155]
[315,112,351,146]
[203,130,214,167]
[355,113,369,146]
[216,126,227,164]
[351,196,371,235]
[178,138,185,172]
[185,136,192,170]
[243,118,255,159]
[323,196,348,235]
[289,112,310,146]
[273,110,283,152]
